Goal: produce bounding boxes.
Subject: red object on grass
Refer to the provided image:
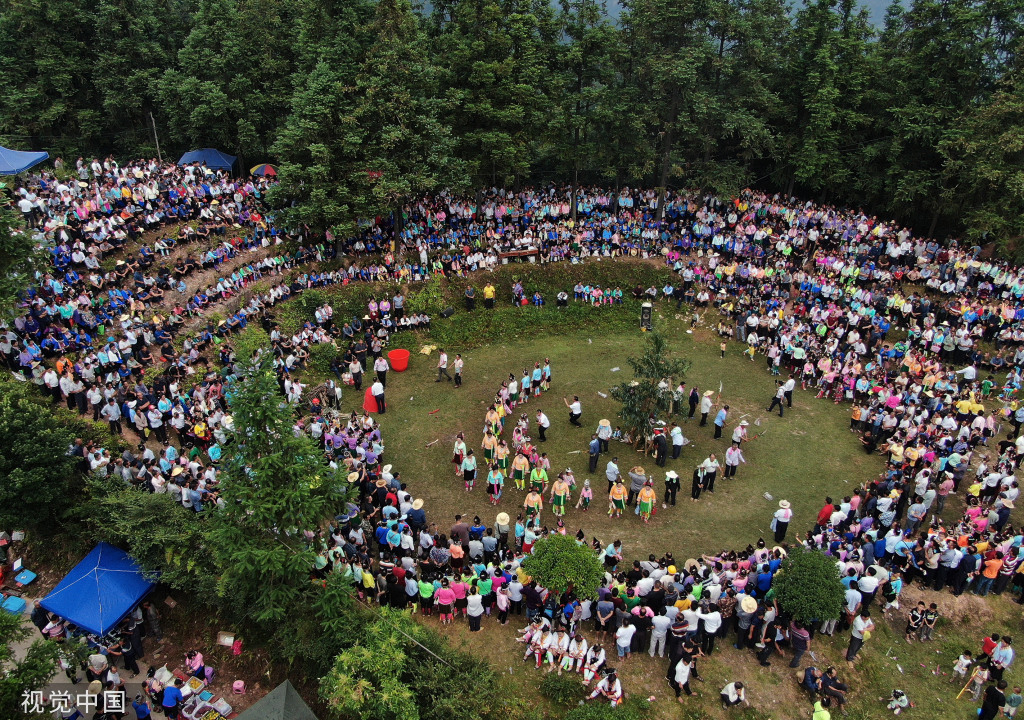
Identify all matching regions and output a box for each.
[363,387,379,413]
[388,348,410,372]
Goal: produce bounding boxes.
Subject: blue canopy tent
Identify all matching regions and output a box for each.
[39,543,155,636]
[177,148,237,172]
[0,146,49,175]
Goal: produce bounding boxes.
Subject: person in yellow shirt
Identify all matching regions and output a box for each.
[483,282,496,309]
[481,430,498,465]
[511,452,530,491]
[609,480,628,518]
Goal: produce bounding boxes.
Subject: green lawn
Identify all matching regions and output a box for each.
[372,311,877,559]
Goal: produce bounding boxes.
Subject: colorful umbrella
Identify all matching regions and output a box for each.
[250,163,277,177]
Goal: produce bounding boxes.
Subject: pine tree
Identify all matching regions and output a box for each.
[434,0,552,186]
[159,0,296,159]
[207,355,346,626]
[274,0,465,242]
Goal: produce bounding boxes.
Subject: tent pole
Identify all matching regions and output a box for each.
[149,112,163,165]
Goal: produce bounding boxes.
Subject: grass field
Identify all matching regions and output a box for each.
[235,260,1023,719]
[372,313,878,563]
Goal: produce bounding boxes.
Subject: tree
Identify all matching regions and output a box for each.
[83,477,219,598]
[771,547,844,624]
[159,0,296,158]
[521,533,605,599]
[610,332,690,442]
[433,0,552,186]
[272,0,465,242]
[92,0,190,153]
[546,0,617,198]
[0,0,103,153]
[0,379,80,531]
[207,355,347,626]
[0,191,42,318]
[775,0,875,197]
[321,609,506,720]
[940,64,1024,260]
[0,611,60,720]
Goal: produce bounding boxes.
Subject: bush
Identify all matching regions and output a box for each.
[233,327,269,362]
[540,672,587,706]
[307,342,339,378]
[405,274,446,315]
[564,697,651,720]
[521,533,605,600]
[771,547,845,624]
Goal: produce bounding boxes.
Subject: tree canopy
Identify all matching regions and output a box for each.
[771,547,845,624]
[521,532,606,599]
[2,0,1024,248]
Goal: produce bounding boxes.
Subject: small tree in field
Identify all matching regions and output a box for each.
[521,533,604,600]
[771,547,844,624]
[610,331,690,444]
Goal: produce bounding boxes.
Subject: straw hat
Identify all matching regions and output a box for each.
[1004,499,1015,509]
[665,470,679,479]
[375,479,387,488]
[496,512,510,525]
[171,466,182,477]
[599,419,611,427]
[683,558,699,572]
[631,466,646,475]
[740,420,749,427]
[779,500,791,509]
[703,390,715,397]
[382,464,393,474]
[412,499,424,510]
[347,472,360,483]
[772,546,788,557]
[740,596,758,614]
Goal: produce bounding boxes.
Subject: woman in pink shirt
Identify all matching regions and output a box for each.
[450,575,469,618]
[434,578,456,625]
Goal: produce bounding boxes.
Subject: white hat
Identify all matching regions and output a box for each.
[665,471,679,479]
[382,464,393,473]
[779,500,791,509]
[740,420,749,426]
[703,390,715,397]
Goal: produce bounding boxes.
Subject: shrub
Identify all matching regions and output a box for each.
[307,342,339,378]
[540,672,587,706]
[521,533,605,600]
[771,547,845,624]
[564,697,651,720]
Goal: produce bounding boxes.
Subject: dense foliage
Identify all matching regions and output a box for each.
[771,547,845,624]
[1,0,1022,249]
[521,532,606,599]
[0,612,60,720]
[611,331,690,441]
[0,380,82,531]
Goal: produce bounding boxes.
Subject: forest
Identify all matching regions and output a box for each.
[1,0,1022,254]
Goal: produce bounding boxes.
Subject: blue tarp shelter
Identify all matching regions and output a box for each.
[0,146,49,175]
[39,543,154,636]
[177,148,237,172]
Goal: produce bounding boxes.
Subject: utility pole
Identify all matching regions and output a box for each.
[149,111,163,164]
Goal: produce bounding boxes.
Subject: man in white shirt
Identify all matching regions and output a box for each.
[783,375,796,407]
[564,395,582,427]
[436,350,452,382]
[536,410,551,442]
[371,379,386,414]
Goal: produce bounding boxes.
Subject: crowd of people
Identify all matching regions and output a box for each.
[10,161,1024,714]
